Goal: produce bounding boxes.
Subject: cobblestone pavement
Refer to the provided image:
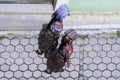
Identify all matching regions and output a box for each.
[0,31,120,80]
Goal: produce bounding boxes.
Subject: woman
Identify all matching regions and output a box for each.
[36,21,63,58]
[45,29,78,74]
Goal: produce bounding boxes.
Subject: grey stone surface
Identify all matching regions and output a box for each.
[0,32,120,80]
[0,0,52,4]
[11,39,19,46]
[6,45,14,52]
[5,71,13,79]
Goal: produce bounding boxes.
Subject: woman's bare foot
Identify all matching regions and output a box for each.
[36,49,43,55]
[44,69,52,74]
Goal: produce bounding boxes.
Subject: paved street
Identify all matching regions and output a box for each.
[0,0,52,4]
[0,31,120,80]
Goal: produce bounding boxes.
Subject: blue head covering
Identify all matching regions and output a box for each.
[52,4,70,22]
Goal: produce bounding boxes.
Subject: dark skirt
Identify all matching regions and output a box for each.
[47,50,65,72]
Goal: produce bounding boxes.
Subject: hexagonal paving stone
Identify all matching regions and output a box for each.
[1,78,8,80]
[1,52,10,59]
[112,70,120,78]
[2,38,10,45]
[20,38,29,45]
[112,44,120,51]
[38,64,46,71]
[29,51,38,59]
[51,73,60,78]
[93,70,101,78]
[10,64,19,71]
[107,51,116,58]
[88,63,97,70]
[117,64,120,70]
[11,39,19,46]
[25,45,34,52]
[98,63,106,71]
[103,44,111,52]
[42,72,51,78]
[42,58,47,64]
[84,57,92,64]
[73,52,80,59]
[76,38,84,46]
[73,45,79,53]
[93,45,102,51]
[5,71,13,78]
[6,58,14,65]
[19,78,27,80]
[15,58,23,65]
[23,71,32,78]
[83,64,88,70]
[10,78,17,80]
[33,71,41,78]
[14,71,23,78]
[0,71,4,78]
[93,57,102,64]
[61,71,70,78]
[15,45,24,52]
[108,38,116,45]
[47,77,55,80]
[29,64,37,71]
[29,37,38,45]
[107,63,116,70]
[75,65,79,72]
[84,38,89,44]
[0,58,5,65]
[116,51,120,58]
[38,77,45,80]
[83,51,88,58]
[103,57,111,64]
[89,37,97,45]
[67,78,76,80]
[0,45,5,53]
[24,57,33,65]
[84,44,92,52]
[19,64,28,71]
[103,70,111,78]
[34,58,42,64]
[98,51,107,58]
[71,58,79,65]
[66,64,75,71]
[98,38,107,45]
[34,44,38,50]
[70,71,79,79]
[112,57,120,64]
[89,77,97,80]
[28,78,36,80]
[108,77,116,80]
[6,45,14,52]
[20,52,29,59]
[11,52,19,59]
[1,64,9,71]
[84,70,92,78]
[88,51,97,58]
[98,77,107,80]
